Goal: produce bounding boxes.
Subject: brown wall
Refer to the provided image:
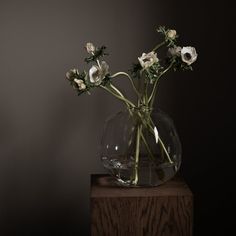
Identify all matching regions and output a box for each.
[0,0,234,235]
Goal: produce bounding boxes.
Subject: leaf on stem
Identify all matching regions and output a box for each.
[84,45,108,63]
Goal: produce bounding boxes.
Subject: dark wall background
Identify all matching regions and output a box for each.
[0,0,234,235]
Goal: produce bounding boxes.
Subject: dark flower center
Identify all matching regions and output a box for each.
[92,69,99,78]
[143,58,150,63]
[184,52,192,60]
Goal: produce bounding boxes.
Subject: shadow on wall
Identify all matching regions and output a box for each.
[0,0,180,235]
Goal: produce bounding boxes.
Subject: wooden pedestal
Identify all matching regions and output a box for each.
[90,174,193,236]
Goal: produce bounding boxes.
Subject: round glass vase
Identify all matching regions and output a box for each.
[100,107,182,187]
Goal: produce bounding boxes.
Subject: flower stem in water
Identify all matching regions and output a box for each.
[133,124,142,185]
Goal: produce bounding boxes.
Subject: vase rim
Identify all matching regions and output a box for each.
[128,105,153,113]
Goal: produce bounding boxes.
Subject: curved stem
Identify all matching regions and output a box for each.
[152,40,166,52]
[158,137,173,164]
[96,59,101,67]
[100,85,135,108]
[148,119,173,164]
[148,78,160,108]
[109,83,126,98]
[110,72,141,98]
[148,62,174,106]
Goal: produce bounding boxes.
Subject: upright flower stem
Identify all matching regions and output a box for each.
[100,85,135,108]
[148,62,174,107]
[133,124,142,185]
[140,131,155,162]
[152,40,166,52]
[148,119,173,164]
[158,137,173,164]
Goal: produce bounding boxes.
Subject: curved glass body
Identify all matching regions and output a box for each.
[100,108,182,187]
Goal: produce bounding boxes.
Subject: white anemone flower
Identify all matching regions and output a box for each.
[85,42,95,54]
[89,61,109,85]
[181,47,198,65]
[138,51,159,69]
[74,79,86,90]
[167,29,177,39]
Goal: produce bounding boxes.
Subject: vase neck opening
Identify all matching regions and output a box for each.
[128,105,153,114]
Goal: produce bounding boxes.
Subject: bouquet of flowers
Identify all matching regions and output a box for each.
[66,26,197,186]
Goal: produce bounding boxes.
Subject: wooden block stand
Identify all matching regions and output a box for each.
[90,174,193,236]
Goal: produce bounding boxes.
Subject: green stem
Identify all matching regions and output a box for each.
[148,77,160,108]
[140,130,155,162]
[148,62,174,107]
[96,59,101,67]
[109,83,137,110]
[133,124,142,185]
[109,83,125,98]
[148,119,173,164]
[152,40,166,52]
[100,85,135,108]
[110,72,141,98]
[141,75,149,105]
[158,137,173,164]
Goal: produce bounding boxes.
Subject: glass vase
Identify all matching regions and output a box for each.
[100,107,182,187]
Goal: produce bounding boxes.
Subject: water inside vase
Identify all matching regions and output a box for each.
[101,155,178,187]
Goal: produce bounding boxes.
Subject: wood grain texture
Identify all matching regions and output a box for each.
[91,175,193,236]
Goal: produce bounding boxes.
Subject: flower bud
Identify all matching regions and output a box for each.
[85,42,95,54]
[167,30,177,39]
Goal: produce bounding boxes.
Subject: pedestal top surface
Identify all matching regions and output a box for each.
[91,174,193,198]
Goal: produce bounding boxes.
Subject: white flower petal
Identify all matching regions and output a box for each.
[74,79,86,90]
[89,61,109,85]
[89,65,100,84]
[85,42,95,54]
[138,51,159,69]
[181,46,198,65]
[79,83,86,90]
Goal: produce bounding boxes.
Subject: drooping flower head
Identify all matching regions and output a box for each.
[138,51,159,69]
[89,61,109,85]
[181,47,198,65]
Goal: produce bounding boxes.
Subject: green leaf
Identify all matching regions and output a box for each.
[129,63,142,79]
[84,45,108,63]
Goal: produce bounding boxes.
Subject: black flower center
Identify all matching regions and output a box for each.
[184,52,192,60]
[143,58,150,63]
